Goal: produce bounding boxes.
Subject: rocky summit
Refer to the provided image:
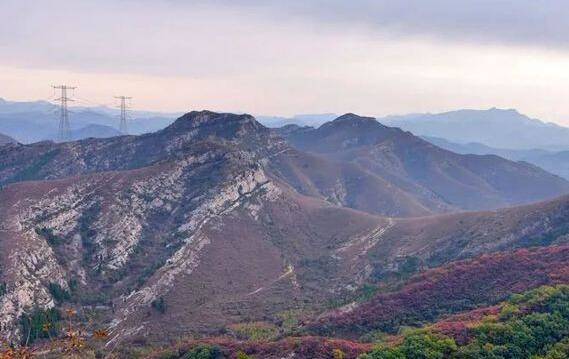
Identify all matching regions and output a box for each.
[2,111,569,357]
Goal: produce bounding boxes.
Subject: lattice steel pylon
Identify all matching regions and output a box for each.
[53,85,76,142]
[115,96,132,134]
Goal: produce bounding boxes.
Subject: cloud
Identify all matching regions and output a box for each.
[1,0,567,79]
[0,0,331,76]
[2,0,569,123]
[179,0,569,50]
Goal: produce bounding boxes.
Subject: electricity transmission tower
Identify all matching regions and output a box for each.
[53,85,76,142]
[115,96,132,134]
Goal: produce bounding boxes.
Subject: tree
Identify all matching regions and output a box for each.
[151,297,167,314]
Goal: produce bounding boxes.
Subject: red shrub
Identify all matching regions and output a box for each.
[310,245,569,337]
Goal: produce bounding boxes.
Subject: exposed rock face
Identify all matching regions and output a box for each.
[277,113,569,212]
[0,111,388,344]
[2,110,569,346]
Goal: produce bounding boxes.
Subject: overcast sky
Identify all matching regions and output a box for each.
[1,0,569,123]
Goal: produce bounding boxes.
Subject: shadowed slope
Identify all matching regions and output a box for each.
[279,113,569,212]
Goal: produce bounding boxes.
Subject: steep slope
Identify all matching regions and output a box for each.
[137,284,569,359]
[367,193,569,273]
[279,114,569,211]
[3,110,569,349]
[310,246,569,337]
[302,194,569,338]
[358,284,569,359]
[268,148,435,217]
[0,111,395,345]
[0,113,434,218]
[0,111,278,184]
[383,108,569,150]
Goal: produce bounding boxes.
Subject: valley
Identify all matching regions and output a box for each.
[2,111,569,358]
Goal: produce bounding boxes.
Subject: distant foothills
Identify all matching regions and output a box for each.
[2,98,569,179]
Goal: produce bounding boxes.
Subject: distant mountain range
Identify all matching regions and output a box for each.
[256,113,338,128]
[382,108,569,151]
[424,136,569,180]
[68,124,123,141]
[0,98,337,144]
[5,97,569,155]
[0,132,16,145]
[277,114,569,212]
[0,98,178,143]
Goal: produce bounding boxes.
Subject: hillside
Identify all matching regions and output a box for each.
[359,285,569,359]
[383,108,569,150]
[311,246,569,337]
[0,113,440,218]
[0,111,395,345]
[278,114,569,212]
[3,111,569,352]
[425,136,569,180]
[0,132,15,145]
[147,270,569,358]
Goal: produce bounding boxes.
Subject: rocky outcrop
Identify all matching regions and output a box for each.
[3,110,569,347]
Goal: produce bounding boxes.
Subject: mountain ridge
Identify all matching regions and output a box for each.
[277,113,569,212]
[383,108,569,150]
[2,110,569,349]
[0,132,16,145]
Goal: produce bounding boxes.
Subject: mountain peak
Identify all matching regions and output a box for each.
[318,113,380,131]
[169,110,255,128]
[332,113,377,124]
[163,110,267,141]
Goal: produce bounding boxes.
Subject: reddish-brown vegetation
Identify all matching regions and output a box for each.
[427,306,501,344]
[311,245,569,337]
[151,336,373,359]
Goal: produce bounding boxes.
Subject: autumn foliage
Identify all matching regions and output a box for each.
[311,245,569,337]
[151,336,373,359]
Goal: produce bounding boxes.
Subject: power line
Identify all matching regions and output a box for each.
[73,97,115,109]
[52,85,76,142]
[115,96,132,134]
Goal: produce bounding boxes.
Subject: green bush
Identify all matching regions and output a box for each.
[359,285,569,359]
[180,345,223,359]
[19,307,61,345]
[35,227,63,246]
[48,282,71,303]
[229,322,279,341]
[151,297,167,314]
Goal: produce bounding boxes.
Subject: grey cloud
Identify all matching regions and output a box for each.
[176,0,569,49]
[1,0,568,79]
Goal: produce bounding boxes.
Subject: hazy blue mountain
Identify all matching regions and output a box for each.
[0,132,16,145]
[69,124,123,141]
[0,98,177,143]
[0,98,55,114]
[423,136,550,159]
[383,108,569,151]
[257,113,337,128]
[40,124,123,142]
[424,136,569,180]
[277,113,569,212]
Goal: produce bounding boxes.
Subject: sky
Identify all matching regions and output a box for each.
[1,0,569,123]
